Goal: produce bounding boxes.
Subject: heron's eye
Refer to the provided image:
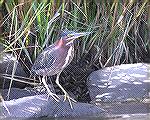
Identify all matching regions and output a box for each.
[67,34,74,37]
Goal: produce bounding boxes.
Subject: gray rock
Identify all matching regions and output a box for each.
[0,53,27,89]
[1,88,38,100]
[87,63,150,103]
[0,88,106,119]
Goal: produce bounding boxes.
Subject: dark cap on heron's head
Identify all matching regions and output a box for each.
[59,29,76,37]
[59,29,91,43]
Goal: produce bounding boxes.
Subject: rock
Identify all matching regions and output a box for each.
[87,63,150,103]
[0,88,106,119]
[1,87,53,100]
[1,88,38,100]
[0,53,27,89]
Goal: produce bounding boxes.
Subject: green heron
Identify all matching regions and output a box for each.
[31,30,90,108]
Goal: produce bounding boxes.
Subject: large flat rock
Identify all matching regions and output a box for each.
[0,88,106,119]
[87,63,150,103]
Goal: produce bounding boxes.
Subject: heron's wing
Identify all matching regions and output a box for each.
[31,49,56,72]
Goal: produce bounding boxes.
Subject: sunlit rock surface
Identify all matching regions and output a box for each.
[87,63,150,103]
[0,88,106,119]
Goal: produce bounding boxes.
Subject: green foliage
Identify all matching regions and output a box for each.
[0,0,149,83]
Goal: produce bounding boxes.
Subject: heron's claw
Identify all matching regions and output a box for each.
[63,92,76,109]
[47,92,60,102]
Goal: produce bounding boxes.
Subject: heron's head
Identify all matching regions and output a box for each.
[58,29,90,46]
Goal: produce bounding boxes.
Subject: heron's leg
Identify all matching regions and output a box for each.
[55,72,76,109]
[42,76,60,102]
[39,76,42,85]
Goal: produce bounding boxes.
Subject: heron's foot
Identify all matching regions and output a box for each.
[63,92,77,109]
[47,92,60,102]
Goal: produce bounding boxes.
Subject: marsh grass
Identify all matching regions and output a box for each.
[0,0,149,101]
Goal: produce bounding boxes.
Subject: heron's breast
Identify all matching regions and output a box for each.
[52,45,74,69]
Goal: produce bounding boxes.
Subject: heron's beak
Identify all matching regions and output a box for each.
[66,32,91,42]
